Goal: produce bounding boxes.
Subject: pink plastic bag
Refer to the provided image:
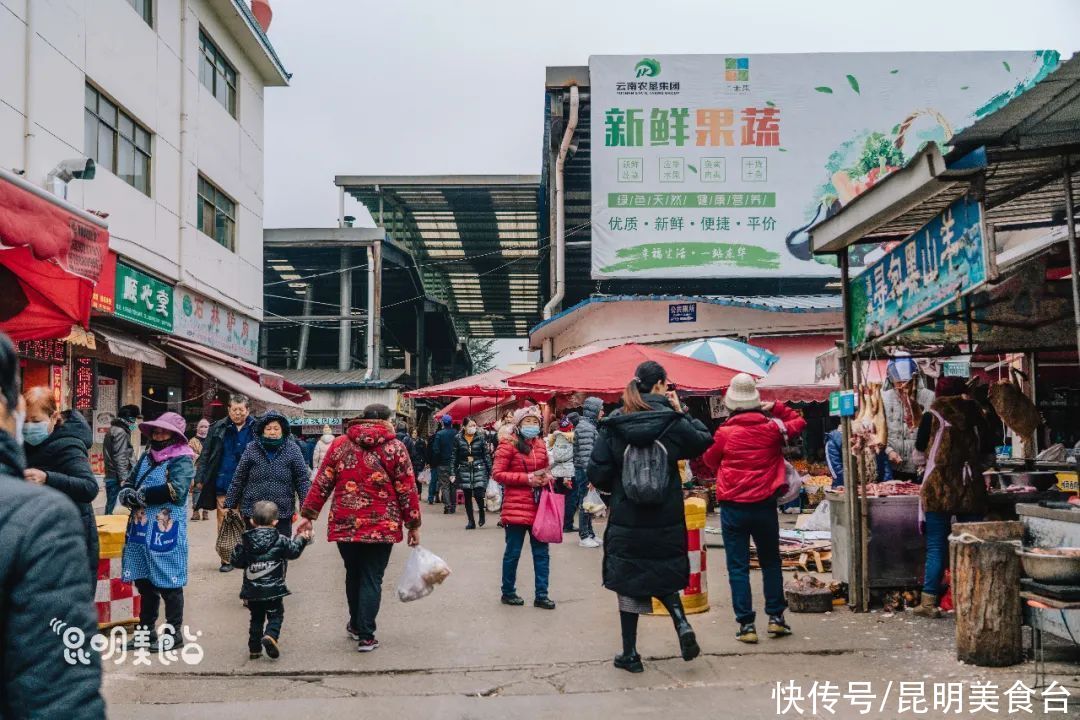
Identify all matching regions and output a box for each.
[531,482,564,544]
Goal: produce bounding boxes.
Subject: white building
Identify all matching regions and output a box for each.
[0,0,287,318]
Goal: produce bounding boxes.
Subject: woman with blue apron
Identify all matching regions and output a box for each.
[118,412,194,650]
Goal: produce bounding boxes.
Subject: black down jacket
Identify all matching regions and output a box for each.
[24,410,100,584]
[449,431,492,490]
[230,526,309,601]
[588,394,713,598]
[0,430,105,719]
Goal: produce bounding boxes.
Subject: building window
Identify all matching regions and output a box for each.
[199,30,237,117]
[197,175,236,250]
[126,0,152,26]
[84,84,151,195]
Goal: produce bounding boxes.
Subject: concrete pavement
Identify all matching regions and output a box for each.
[103,502,1079,719]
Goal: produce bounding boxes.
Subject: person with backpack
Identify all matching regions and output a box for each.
[588,361,713,673]
[701,373,806,645]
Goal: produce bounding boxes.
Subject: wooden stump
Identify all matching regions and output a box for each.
[950,521,1023,667]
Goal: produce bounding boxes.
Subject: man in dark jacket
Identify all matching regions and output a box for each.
[103,403,140,514]
[396,422,424,497]
[824,428,844,489]
[572,396,603,547]
[231,500,311,659]
[195,394,255,570]
[0,333,105,719]
[429,415,458,513]
[23,388,100,583]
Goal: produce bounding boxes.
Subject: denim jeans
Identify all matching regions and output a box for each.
[337,542,393,641]
[923,511,982,596]
[104,477,121,514]
[247,598,284,652]
[427,467,440,503]
[574,468,594,539]
[501,525,550,599]
[720,500,787,625]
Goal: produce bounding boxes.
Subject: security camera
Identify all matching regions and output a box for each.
[50,158,96,183]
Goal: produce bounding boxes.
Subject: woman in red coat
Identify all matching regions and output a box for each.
[702,373,806,645]
[492,407,555,609]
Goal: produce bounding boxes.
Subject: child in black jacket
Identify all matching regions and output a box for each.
[230,500,311,659]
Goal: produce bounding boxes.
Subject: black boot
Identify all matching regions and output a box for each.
[658,593,700,661]
[463,495,476,529]
[478,504,486,528]
[614,611,644,673]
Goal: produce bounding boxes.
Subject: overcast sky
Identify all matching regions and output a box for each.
[261,0,1079,365]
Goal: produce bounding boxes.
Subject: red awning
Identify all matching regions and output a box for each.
[436,395,519,423]
[158,336,311,403]
[405,368,514,399]
[507,343,739,401]
[0,169,109,340]
[753,335,841,403]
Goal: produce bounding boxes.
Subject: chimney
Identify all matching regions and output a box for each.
[251,0,272,33]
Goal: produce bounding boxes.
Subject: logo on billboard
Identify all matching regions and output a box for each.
[635,58,661,78]
[725,57,750,82]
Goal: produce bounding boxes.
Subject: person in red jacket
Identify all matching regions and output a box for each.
[492,407,556,609]
[702,373,806,644]
[296,404,421,652]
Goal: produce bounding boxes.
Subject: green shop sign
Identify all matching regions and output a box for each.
[114,263,174,332]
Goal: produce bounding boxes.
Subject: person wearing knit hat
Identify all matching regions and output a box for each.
[703,373,807,645]
[492,405,556,609]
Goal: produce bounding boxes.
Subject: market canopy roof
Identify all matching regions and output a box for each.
[404,368,514,399]
[751,335,841,403]
[334,175,542,338]
[506,343,740,400]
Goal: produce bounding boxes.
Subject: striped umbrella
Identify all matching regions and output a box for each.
[671,338,778,377]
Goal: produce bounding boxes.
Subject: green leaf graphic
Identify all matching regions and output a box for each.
[687,164,698,174]
[960,85,969,90]
[890,69,899,74]
[765,100,776,107]
[846,75,860,94]
[815,86,833,94]
[891,124,901,135]
[1003,61,1011,72]
[778,148,787,152]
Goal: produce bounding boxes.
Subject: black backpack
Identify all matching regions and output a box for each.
[620,415,678,505]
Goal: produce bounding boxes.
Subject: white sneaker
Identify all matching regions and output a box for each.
[579,537,601,548]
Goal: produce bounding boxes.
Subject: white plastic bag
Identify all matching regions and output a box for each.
[418,468,431,487]
[582,487,606,516]
[776,461,805,506]
[484,478,502,511]
[396,546,451,602]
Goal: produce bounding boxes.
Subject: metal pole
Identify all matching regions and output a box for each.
[296,285,313,370]
[415,300,426,386]
[371,241,383,376]
[337,186,345,228]
[1062,156,1080,365]
[338,247,352,371]
[839,249,865,611]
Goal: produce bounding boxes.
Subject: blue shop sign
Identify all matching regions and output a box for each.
[668,302,697,323]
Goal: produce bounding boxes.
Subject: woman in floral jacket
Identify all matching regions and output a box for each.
[296,404,421,652]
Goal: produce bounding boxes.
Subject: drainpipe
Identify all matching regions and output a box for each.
[364,241,382,380]
[540,84,579,361]
[22,0,35,177]
[177,0,190,285]
[296,284,313,369]
[338,248,352,371]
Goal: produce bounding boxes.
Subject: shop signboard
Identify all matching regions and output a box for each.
[114,263,173,332]
[91,250,118,313]
[848,196,988,350]
[14,338,67,363]
[94,377,119,444]
[829,389,857,417]
[172,287,259,362]
[668,302,697,323]
[589,51,1057,280]
[73,357,97,411]
[942,360,971,378]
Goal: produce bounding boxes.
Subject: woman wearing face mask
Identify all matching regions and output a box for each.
[22,386,100,583]
[225,412,311,537]
[492,407,556,609]
[189,418,210,520]
[450,416,493,530]
[117,412,195,650]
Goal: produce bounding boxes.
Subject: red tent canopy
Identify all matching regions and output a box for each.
[405,368,514,398]
[507,343,739,401]
[436,395,520,424]
[753,335,840,403]
[0,170,109,340]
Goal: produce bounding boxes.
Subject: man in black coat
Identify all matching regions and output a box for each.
[103,403,140,514]
[429,415,459,513]
[23,388,100,583]
[0,333,105,719]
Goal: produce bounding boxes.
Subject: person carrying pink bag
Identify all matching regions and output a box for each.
[492,407,556,609]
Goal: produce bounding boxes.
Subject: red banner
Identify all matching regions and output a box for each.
[92,250,118,313]
[0,172,109,340]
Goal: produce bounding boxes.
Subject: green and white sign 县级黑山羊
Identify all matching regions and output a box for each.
[114,263,174,332]
[588,51,1058,279]
[848,197,988,350]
